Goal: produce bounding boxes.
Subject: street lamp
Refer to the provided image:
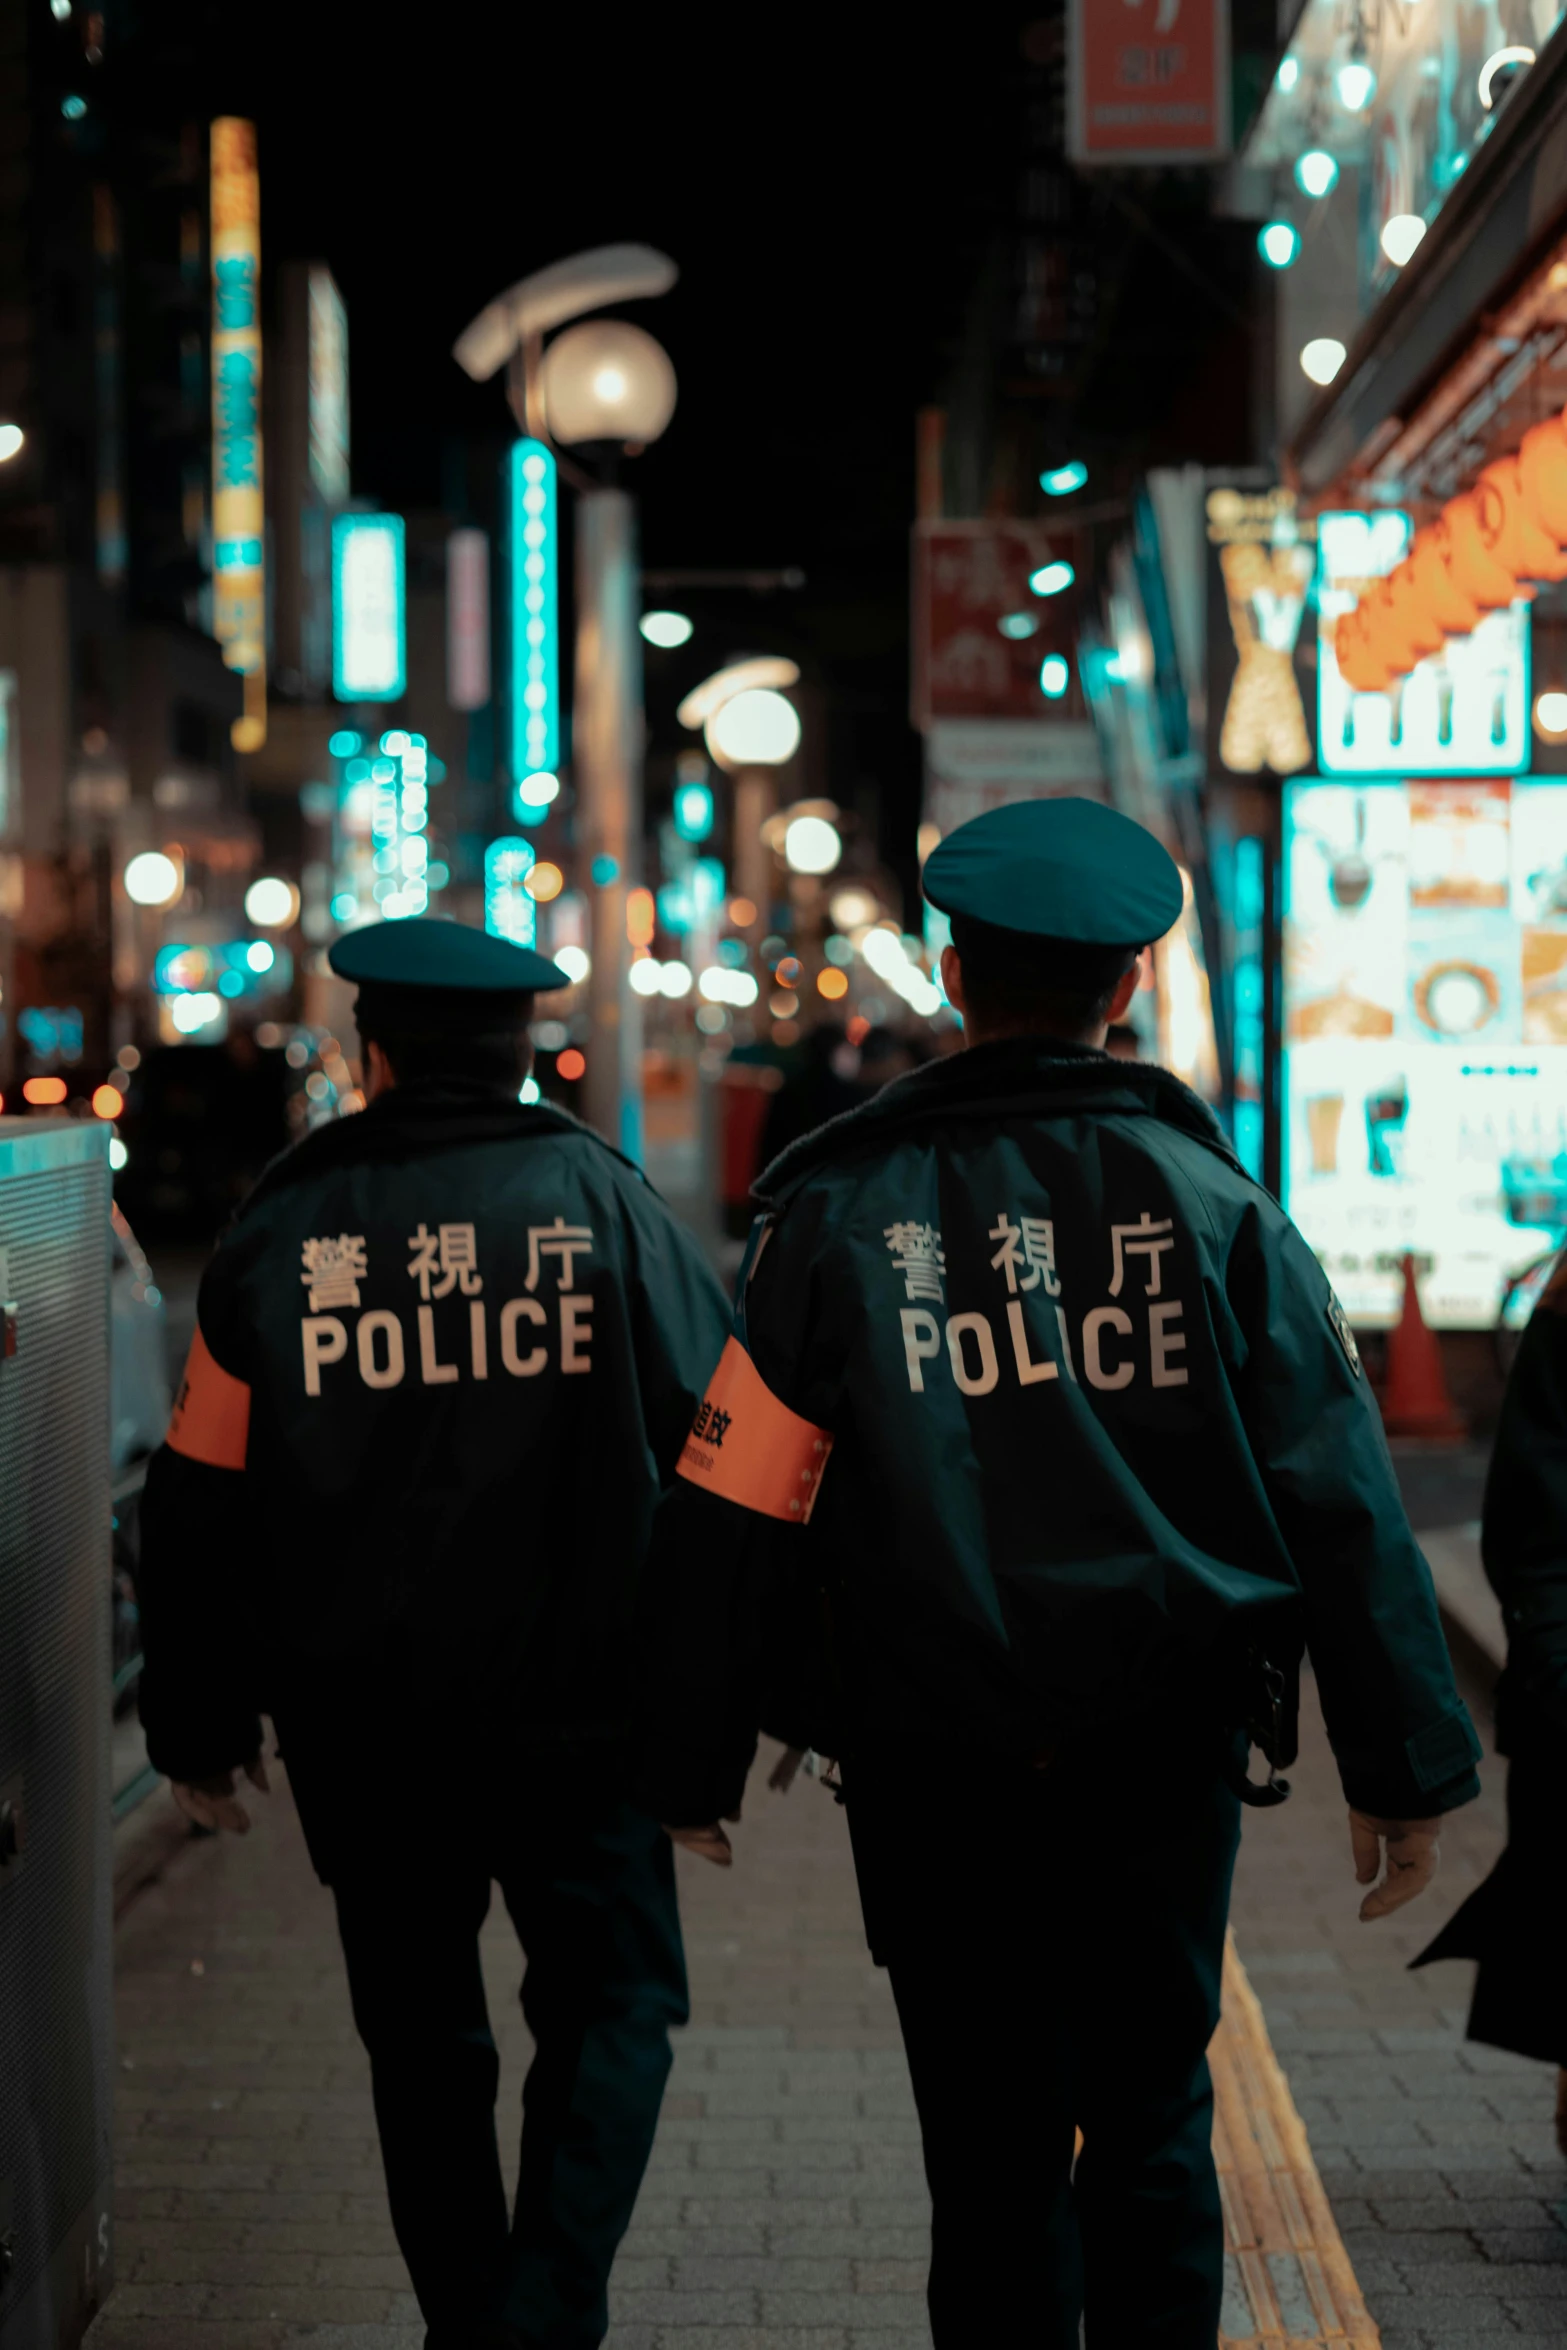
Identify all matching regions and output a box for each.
[678,658,802,915]
[453,244,678,1160]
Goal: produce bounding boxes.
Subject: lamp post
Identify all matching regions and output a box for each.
[453,249,678,1158]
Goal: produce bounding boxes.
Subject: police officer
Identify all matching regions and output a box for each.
[135,918,730,2350]
[635,799,1482,2349]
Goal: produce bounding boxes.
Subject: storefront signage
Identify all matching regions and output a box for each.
[912,524,1082,730]
[332,514,406,703]
[1068,0,1231,166]
[1206,485,1316,777]
[1317,510,1529,775]
[307,265,350,506]
[210,117,264,677]
[1282,776,1567,1327]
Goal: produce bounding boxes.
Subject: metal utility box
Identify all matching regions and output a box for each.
[0,1121,114,2347]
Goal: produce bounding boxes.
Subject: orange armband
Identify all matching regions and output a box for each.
[675,1336,832,1524]
[166,1326,251,1470]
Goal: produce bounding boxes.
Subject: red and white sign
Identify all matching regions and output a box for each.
[912,523,1082,730]
[1068,0,1230,166]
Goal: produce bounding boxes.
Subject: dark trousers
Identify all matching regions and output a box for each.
[284,1720,686,2350]
[844,1734,1241,2350]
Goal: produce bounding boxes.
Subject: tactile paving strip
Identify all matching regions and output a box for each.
[1215,1932,1380,2349]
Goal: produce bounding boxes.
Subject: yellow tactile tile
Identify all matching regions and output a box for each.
[1215,1932,1380,2348]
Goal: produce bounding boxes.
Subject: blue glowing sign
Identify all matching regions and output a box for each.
[507,440,559,785]
[485,837,537,949]
[333,514,406,702]
[674,781,714,842]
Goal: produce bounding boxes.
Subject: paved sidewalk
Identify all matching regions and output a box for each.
[88,1664,1559,2350]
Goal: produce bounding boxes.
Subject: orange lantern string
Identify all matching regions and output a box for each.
[1518,414,1567,543]
[1443,491,1519,609]
[1333,608,1394,694]
[1478,456,1567,584]
[1380,559,1445,660]
[1406,520,1483,634]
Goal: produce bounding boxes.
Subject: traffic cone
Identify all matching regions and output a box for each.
[1381,1254,1465,1439]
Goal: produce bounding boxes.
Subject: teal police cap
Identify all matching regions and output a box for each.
[328,916,568,994]
[922,796,1183,949]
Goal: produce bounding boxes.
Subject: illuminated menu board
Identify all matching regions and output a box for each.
[1283,778,1567,1329]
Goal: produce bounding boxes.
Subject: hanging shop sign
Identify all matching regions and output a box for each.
[1067,0,1231,166]
[1321,508,1530,775]
[210,117,264,682]
[1283,775,1567,1328]
[1205,485,1317,778]
[912,523,1083,731]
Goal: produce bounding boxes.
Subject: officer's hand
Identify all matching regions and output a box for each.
[172,1752,270,1837]
[1348,1809,1442,1920]
[664,1813,738,1868]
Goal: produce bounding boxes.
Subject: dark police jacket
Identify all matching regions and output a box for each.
[637,1040,1482,1825]
[137,1079,730,1786]
[1477,1259,1567,1755]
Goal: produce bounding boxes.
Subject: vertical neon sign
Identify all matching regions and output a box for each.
[210,117,265,745]
[508,439,559,806]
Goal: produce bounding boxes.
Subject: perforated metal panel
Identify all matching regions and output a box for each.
[0,1121,114,2348]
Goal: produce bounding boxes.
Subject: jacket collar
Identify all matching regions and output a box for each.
[755,1037,1242,1204]
[237,1078,639,1219]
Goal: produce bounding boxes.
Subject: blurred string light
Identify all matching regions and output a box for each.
[1029,560,1075,598]
[1276,54,1299,92]
[553,944,591,984]
[171,992,223,1034]
[817,967,849,1000]
[629,958,663,997]
[61,93,86,119]
[640,610,693,648]
[246,940,275,974]
[1040,460,1088,496]
[124,850,182,906]
[1295,148,1339,198]
[526,860,564,902]
[1380,213,1426,266]
[1039,653,1070,699]
[1335,49,1376,112]
[699,965,760,1007]
[0,425,23,463]
[91,1084,121,1119]
[1300,336,1348,386]
[328,728,362,758]
[998,610,1039,640]
[109,1137,129,1171]
[1258,218,1301,269]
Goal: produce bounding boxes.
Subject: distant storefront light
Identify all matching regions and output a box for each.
[333,514,406,701]
[1294,148,1339,199]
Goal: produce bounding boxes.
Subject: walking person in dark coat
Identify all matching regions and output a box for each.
[1416,1251,1567,2152]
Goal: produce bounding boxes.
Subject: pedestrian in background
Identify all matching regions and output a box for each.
[637,798,1481,2350]
[1416,1251,1567,2152]
[135,918,731,2350]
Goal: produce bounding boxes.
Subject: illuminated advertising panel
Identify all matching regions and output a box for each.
[507,440,559,787]
[1316,510,1530,776]
[332,514,406,702]
[1283,778,1567,1328]
[1068,0,1230,165]
[210,118,264,678]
